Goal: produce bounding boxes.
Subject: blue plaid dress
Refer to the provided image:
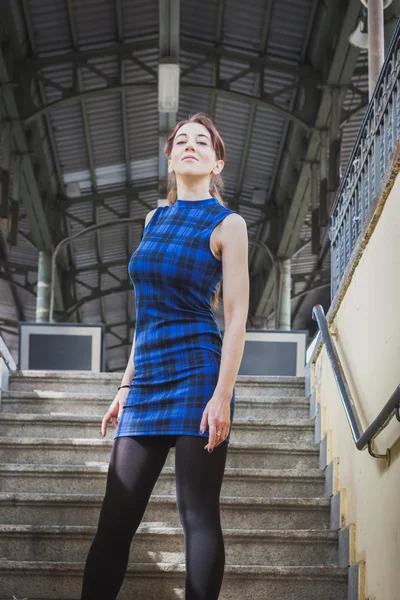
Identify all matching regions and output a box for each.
[115,197,237,446]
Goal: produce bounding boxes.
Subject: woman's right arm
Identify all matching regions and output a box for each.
[101,330,136,436]
[117,206,156,387]
[119,328,136,387]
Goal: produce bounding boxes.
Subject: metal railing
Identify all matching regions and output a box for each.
[329,19,400,298]
[312,304,400,464]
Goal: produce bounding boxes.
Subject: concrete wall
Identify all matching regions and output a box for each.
[312,172,400,600]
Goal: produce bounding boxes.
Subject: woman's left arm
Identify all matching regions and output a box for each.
[200,213,249,451]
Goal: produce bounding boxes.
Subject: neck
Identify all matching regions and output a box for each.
[175,177,212,201]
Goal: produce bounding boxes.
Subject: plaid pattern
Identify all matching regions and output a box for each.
[115,197,237,446]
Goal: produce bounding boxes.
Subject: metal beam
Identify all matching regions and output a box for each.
[115,0,133,365]
[65,0,109,351]
[20,0,76,321]
[254,0,362,318]
[158,0,180,200]
[65,283,133,319]
[234,1,275,211]
[0,4,65,315]
[60,184,278,217]
[59,184,156,208]
[249,0,319,268]
[19,38,317,80]
[24,80,315,132]
[209,0,225,121]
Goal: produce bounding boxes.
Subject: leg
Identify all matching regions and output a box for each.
[81,435,174,599]
[175,436,228,600]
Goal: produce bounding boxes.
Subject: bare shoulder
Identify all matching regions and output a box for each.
[144,207,158,228]
[222,212,246,230]
[217,212,247,242]
[211,212,247,260]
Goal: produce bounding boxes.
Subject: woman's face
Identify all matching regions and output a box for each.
[168,122,224,179]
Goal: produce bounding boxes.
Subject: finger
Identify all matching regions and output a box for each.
[199,410,208,434]
[101,410,111,437]
[215,423,230,447]
[214,427,227,447]
[207,424,217,451]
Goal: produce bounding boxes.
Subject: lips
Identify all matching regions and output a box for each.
[183,156,198,161]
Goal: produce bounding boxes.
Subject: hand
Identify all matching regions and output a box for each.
[199,393,231,452]
[101,388,129,437]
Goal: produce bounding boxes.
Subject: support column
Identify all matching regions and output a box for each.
[365,0,385,98]
[278,259,291,331]
[36,251,51,322]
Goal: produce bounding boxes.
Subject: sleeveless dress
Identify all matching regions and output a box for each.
[114,197,237,447]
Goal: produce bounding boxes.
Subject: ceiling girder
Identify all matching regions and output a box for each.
[233,1,275,208]
[254,0,362,318]
[66,283,133,319]
[64,0,108,360]
[19,38,317,80]
[0,6,65,314]
[23,80,316,132]
[209,0,225,121]
[19,38,320,132]
[248,0,319,282]
[115,0,132,364]
[59,184,279,218]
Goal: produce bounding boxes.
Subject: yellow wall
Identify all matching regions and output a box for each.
[313,173,400,600]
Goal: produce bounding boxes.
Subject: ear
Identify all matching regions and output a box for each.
[213,159,224,175]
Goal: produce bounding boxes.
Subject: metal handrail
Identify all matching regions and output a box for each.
[312,304,400,464]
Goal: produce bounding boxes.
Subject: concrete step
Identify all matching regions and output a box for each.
[0,560,348,600]
[0,524,339,566]
[0,464,325,497]
[0,413,315,444]
[1,391,311,420]
[0,493,331,530]
[8,371,305,397]
[0,437,319,470]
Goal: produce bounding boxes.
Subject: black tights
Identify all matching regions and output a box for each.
[81,434,228,599]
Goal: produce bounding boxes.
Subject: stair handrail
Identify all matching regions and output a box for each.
[312,304,400,463]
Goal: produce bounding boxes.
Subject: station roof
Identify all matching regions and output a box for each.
[0,0,398,370]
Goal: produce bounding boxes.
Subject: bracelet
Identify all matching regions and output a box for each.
[118,384,131,390]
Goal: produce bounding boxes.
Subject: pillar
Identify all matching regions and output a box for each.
[36,250,51,322]
[278,258,291,331]
[366,0,385,98]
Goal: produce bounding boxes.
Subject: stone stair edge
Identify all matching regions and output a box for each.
[0,523,339,541]
[2,390,310,403]
[0,437,319,453]
[0,413,314,427]
[9,371,305,384]
[0,463,325,479]
[0,492,331,507]
[0,559,348,580]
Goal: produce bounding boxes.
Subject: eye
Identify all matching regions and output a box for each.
[176,140,208,145]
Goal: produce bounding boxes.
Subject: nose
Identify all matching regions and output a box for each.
[184,141,195,152]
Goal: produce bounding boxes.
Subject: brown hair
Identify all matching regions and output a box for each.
[163,112,226,313]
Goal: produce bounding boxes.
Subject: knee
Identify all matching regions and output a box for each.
[177,499,221,532]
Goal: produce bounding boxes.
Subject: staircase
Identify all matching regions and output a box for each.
[0,371,348,599]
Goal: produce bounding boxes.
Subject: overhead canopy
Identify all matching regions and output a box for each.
[0,0,397,371]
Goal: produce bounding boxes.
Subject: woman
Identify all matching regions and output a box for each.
[81,113,249,599]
